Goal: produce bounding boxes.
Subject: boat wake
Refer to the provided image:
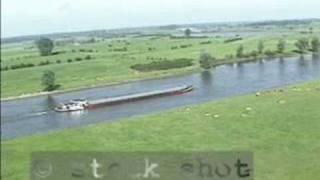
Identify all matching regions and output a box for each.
[30,111,48,116]
[1,111,49,125]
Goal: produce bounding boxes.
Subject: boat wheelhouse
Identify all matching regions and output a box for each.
[54,99,88,112]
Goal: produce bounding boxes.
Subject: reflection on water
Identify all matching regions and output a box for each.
[278,57,286,78]
[68,110,88,117]
[313,53,320,60]
[46,95,58,109]
[297,56,309,76]
[312,54,320,72]
[299,55,306,65]
[236,62,245,80]
[279,56,285,64]
[258,59,265,78]
[2,55,320,139]
[200,71,214,88]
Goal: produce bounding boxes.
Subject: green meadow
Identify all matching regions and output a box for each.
[2,22,320,179]
[1,31,319,98]
[2,81,320,180]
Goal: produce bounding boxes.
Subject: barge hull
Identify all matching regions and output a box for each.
[88,85,193,108]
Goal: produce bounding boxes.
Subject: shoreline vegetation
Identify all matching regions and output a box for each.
[2,81,320,179]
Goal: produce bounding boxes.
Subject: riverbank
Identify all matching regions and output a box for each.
[2,81,320,180]
[1,53,313,101]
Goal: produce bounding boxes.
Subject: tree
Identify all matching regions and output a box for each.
[311,37,320,53]
[295,38,309,54]
[199,52,212,69]
[36,38,54,56]
[277,39,286,53]
[185,28,191,37]
[250,50,259,59]
[236,45,244,58]
[257,40,264,54]
[309,27,314,34]
[41,70,56,91]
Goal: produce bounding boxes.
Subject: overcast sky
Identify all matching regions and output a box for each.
[2,0,320,38]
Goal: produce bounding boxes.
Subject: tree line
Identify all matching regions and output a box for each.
[199,37,320,70]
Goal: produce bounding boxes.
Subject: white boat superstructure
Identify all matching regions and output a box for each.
[70,99,89,107]
[54,99,88,112]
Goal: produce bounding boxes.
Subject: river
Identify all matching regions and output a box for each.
[1,55,320,140]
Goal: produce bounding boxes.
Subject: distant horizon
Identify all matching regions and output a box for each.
[2,17,320,39]
[3,0,320,38]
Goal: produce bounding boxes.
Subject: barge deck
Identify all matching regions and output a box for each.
[88,85,193,108]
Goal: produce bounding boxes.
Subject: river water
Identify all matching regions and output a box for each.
[1,55,320,140]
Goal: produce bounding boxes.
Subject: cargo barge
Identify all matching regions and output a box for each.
[54,85,193,112]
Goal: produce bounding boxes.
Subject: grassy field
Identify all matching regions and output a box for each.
[1,30,319,98]
[1,81,320,180]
